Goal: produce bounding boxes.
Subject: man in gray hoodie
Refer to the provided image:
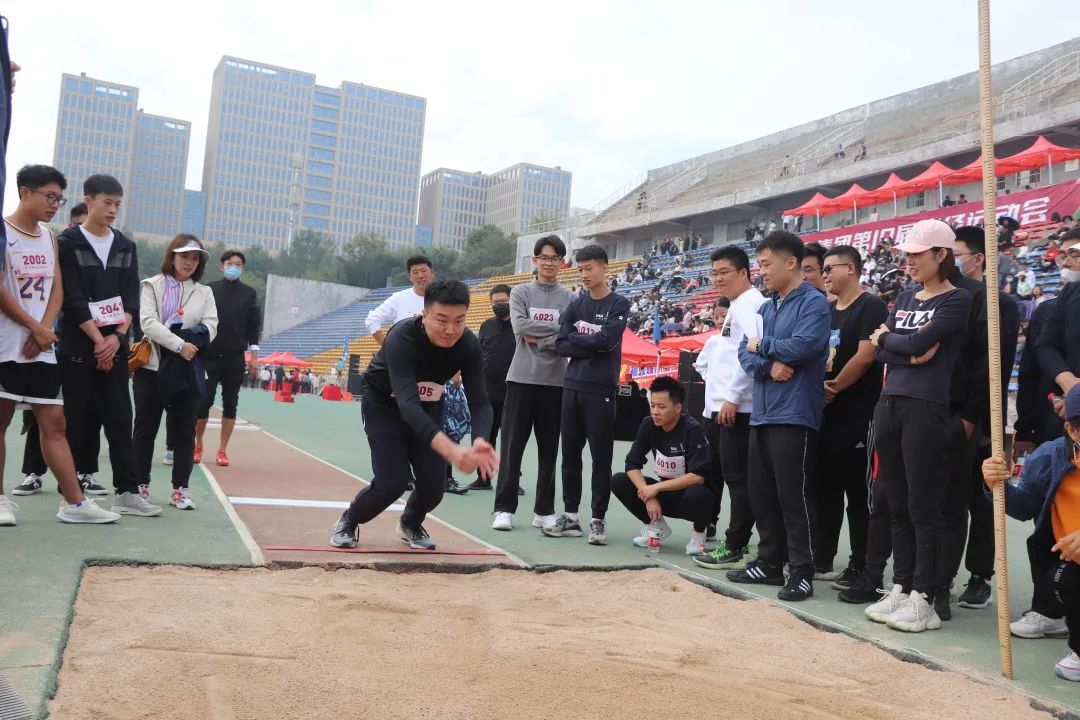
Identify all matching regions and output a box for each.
[491,235,575,531]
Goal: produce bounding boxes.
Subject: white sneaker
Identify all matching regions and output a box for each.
[1055,652,1080,681]
[685,530,707,556]
[1011,611,1069,639]
[492,512,514,531]
[170,488,195,510]
[0,495,19,526]
[632,518,672,547]
[865,584,907,624]
[886,590,942,633]
[532,513,556,529]
[57,499,121,524]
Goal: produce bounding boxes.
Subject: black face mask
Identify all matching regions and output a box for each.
[492,302,510,318]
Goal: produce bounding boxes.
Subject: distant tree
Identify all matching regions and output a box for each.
[454,225,516,278]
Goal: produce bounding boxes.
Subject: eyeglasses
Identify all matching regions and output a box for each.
[25,188,67,207]
[710,268,738,278]
[535,255,564,264]
[821,262,852,276]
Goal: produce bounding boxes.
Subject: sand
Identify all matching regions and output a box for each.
[50,566,1052,720]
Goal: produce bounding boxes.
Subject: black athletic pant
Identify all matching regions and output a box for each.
[748,424,818,576]
[60,354,138,494]
[132,369,198,489]
[939,412,984,588]
[704,412,754,549]
[873,396,950,597]
[345,396,446,529]
[197,352,246,420]
[814,415,872,572]
[560,388,616,520]
[494,383,562,515]
[864,449,896,589]
[1028,530,1080,654]
[610,472,716,532]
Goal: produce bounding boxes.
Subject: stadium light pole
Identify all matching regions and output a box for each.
[976,0,1013,681]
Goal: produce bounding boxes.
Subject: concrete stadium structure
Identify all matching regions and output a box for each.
[515,37,1080,271]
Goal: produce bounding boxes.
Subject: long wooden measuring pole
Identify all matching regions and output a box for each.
[976,0,1013,680]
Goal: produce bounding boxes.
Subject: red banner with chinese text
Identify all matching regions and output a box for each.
[799,180,1080,253]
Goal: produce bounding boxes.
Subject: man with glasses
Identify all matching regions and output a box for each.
[490,235,574,531]
[692,246,765,570]
[1037,227,1080,404]
[812,245,887,590]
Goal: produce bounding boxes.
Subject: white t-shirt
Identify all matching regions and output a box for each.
[693,287,764,417]
[78,224,114,267]
[364,287,425,334]
[0,220,57,364]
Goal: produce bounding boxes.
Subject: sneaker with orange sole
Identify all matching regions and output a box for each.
[193,444,203,464]
[216,449,230,467]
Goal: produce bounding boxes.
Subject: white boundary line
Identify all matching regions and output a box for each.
[200,462,265,566]
[260,429,528,568]
[228,496,405,512]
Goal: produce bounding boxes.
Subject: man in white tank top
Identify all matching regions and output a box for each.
[0,164,118,525]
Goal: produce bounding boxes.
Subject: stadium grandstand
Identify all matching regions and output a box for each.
[260,37,1080,383]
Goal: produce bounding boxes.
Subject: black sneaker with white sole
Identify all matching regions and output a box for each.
[330,512,358,548]
[830,566,862,591]
[12,474,43,496]
[957,575,992,609]
[934,589,952,621]
[541,515,583,538]
[726,559,784,586]
[836,571,882,604]
[778,574,814,602]
[396,521,436,550]
[78,474,109,497]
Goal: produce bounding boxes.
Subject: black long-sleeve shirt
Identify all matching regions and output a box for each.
[624,415,710,480]
[56,226,140,360]
[876,287,973,405]
[1036,282,1080,389]
[206,279,261,354]
[478,315,515,402]
[555,290,630,397]
[362,317,493,445]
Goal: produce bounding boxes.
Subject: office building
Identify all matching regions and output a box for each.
[418,163,571,249]
[53,73,189,236]
[182,190,208,237]
[202,56,426,252]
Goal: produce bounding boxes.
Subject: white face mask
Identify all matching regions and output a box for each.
[1061,268,1080,284]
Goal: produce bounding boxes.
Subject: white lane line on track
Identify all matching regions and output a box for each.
[228,496,405,512]
[200,462,265,566]
[259,429,528,567]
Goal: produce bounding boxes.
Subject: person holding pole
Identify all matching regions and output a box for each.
[982,383,1080,682]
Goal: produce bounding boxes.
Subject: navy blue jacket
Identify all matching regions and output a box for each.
[738,281,831,430]
[556,290,630,397]
[995,437,1078,560]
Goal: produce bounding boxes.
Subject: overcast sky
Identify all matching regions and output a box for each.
[4,1,1079,214]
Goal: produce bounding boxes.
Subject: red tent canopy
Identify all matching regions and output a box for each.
[620,329,668,367]
[829,183,869,212]
[260,351,283,364]
[785,191,842,217]
[896,161,958,193]
[997,136,1080,173]
[857,172,921,204]
[276,351,314,368]
[659,329,719,352]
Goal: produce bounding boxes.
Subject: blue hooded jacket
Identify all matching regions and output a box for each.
[738,282,831,430]
[995,437,1077,552]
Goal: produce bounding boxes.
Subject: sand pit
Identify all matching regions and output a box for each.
[51,566,1053,720]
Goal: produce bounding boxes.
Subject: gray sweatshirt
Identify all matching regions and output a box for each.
[506,279,576,387]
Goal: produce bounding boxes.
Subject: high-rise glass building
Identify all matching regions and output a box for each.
[53,72,189,237]
[182,189,207,238]
[202,56,426,252]
[418,163,572,249]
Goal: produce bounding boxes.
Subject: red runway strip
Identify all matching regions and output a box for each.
[263,545,505,556]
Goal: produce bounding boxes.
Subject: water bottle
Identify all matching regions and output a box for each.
[647,522,663,553]
[1011,451,1026,486]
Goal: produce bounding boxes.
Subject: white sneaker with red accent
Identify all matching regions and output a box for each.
[170,488,195,510]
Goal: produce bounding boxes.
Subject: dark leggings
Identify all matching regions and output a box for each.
[132,369,197,489]
[610,472,716,532]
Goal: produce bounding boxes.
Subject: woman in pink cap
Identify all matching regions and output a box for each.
[860,219,974,633]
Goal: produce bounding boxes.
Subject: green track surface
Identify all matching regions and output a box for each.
[3,387,1078,717]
